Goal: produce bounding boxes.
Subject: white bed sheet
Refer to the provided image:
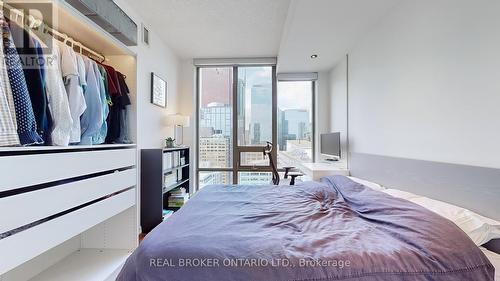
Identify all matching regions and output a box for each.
[347,176,499,278]
[480,247,500,280]
[347,176,385,191]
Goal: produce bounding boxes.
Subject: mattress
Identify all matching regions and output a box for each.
[118,175,494,281]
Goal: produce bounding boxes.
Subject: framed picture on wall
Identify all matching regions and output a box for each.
[151,72,167,108]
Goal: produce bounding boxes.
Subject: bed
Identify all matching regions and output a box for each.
[482,247,500,281]
[118,175,495,281]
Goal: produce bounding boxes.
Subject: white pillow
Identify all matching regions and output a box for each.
[347,176,386,191]
[409,196,500,246]
[382,188,422,200]
[479,247,500,281]
[381,188,500,245]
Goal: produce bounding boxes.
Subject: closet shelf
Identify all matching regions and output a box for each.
[29,249,131,281]
[0,144,136,153]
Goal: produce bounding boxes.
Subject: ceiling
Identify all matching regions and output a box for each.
[122,0,400,72]
[122,0,290,59]
[277,0,400,72]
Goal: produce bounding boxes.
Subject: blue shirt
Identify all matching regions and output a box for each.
[79,58,103,145]
[91,62,109,144]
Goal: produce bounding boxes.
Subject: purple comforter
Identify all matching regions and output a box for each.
[118,176,494,281]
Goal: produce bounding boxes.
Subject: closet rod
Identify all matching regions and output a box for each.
[1,1,106,63]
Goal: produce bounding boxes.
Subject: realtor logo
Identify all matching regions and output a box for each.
[2,0,56,69]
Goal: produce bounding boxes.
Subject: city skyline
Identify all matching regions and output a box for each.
[199,67,313,186]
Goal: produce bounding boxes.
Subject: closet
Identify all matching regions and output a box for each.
[0,1,138,280]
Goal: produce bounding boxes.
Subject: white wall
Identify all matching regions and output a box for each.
[345,0,500,168]
[314,72,331,162]
[115,0,181,149]
[178,59,197,190]
[328,57,348,164]
[178,60,196,147]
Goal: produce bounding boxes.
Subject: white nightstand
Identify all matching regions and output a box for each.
[298,163,350,181]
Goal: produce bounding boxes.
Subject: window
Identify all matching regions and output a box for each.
[237,67,273,146]
[199,171,232,189]
[238,172,272,185]
[197,65,315,188]
[277,81,314,168]
[198,67,233,169]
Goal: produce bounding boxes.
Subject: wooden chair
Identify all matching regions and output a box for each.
[263,142,303,185]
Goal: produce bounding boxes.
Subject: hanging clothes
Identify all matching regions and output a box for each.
[91,62,108,144]
[42,40,73,146]
[1,18,43,145]
[79,56,103,145]
[76,54,86,93]
[0,81,18,146]
[116,71,132,144]
[0,52,16,130]
[60,43,86,143]
[98,64,111,104]
[0,11,18,146]
[102,64,121,143]
[9,22,49,142]
[24,27,54,144]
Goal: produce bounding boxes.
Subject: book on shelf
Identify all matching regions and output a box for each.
[162,209,174,216]
[177,169,183,182]
[162,209,174,220]
[164,172,177,186]
[168,191,189,207]
[170,187,187,195]
[172,151,180,167]
[163,153,173,169]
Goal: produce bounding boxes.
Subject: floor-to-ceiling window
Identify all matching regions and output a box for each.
[234,66,275,185]
[197,65,314,188]
[197,67,234,187]
[277,81,315,168]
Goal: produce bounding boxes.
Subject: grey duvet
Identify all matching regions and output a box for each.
[117,175,494,281]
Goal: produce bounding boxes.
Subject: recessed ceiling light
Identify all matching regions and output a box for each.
[311,54,318,59]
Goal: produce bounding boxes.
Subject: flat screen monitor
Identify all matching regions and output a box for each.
[320,132,341,160]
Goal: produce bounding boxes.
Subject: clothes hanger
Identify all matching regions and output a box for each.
[42,23,49,34]
[74,41,83,54]
[28,15,37,29]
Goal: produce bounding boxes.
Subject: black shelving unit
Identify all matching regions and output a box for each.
[140,147,190,233]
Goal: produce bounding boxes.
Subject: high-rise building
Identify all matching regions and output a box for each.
[278,109,310,150]
[238,172,272,185]
[199,102,232,183]
[237,78,247,145]
[283,109,309,139]
[250,84,272,144]
[199,172,227,189]
[199,102,232,137]
[199,136,231,184]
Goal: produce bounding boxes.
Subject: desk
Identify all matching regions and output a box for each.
[298,163,349,181]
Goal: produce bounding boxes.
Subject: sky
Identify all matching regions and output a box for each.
[239,67,313,112]
[201,67,313,130]
[277,81,313,111]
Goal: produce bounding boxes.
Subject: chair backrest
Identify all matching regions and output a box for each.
[263,142,280,185]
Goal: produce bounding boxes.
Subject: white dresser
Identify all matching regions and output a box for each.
[0,145,138,281]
